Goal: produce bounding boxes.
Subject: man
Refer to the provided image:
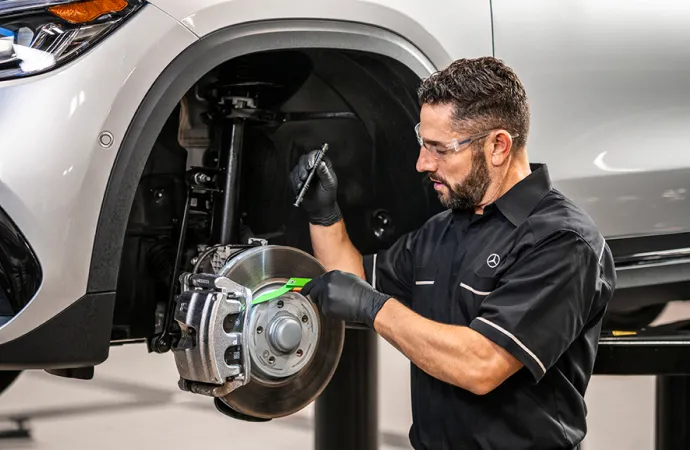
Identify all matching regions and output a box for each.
[290,57,616,450]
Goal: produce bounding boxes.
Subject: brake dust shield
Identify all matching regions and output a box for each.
[217,245,345,419]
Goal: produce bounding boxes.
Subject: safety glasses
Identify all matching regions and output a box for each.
[414,123,518,160]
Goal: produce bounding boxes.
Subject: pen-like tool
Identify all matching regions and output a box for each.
[293,143,329,207]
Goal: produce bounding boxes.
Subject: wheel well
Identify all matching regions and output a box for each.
[87,21,440,341]
[88,20,435,295]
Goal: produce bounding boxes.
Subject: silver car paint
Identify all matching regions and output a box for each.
[491,0,690,238]
[147,0,493,69]
[0,5,198,343]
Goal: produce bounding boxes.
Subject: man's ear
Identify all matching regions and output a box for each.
[489,130,513,166]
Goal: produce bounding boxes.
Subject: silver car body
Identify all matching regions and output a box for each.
[0,0,688,347]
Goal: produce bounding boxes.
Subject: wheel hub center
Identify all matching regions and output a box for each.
[268,315,302,354]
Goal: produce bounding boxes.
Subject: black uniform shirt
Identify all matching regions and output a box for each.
[363,164,616,450]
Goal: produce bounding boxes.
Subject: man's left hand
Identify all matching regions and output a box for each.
[302,270,391,328]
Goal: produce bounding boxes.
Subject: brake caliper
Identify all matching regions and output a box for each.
[172,273,253,398]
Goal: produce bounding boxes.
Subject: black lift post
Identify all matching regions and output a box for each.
[315,328,379,450]
[593,327,690,450]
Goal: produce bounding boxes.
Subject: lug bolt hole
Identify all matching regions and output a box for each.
[296,349,303,357]
[268,356,276,365]
[277,300,284,308]
[263,350,269,358]
[301,315,308,323]
[257,326,263,334]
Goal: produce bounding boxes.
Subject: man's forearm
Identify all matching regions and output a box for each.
[310,219,365,278]
[374,299,522,395]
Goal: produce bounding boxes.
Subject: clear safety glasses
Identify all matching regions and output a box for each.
[414,123,518,160]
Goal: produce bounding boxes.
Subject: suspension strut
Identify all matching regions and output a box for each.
[218,116,244,245]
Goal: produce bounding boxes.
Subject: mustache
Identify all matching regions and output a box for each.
[424,173,448,186]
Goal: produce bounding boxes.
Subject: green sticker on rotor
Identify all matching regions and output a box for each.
[251,277,312,306]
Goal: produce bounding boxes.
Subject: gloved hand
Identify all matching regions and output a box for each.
[302,270,391,329]
[289,149,342,227]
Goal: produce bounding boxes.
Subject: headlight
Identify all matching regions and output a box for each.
[0,0,144,81]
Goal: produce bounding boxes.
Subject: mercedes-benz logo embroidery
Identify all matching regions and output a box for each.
[487,253,500,268]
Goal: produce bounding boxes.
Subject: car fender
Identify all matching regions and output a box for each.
[148,0,492,69]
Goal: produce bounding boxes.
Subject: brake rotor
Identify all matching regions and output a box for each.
[217,245,344,419]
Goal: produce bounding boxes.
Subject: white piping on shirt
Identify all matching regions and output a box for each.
[415,280,434,285]
[459,282,492,296]
[476,317,546,375]
[598,239,606,262]
[372,254,377,290]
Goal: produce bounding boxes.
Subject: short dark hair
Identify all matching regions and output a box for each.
[417,57,529,150]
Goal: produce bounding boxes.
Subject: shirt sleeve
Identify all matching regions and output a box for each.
[469,230,605,382]
[362,230,418,307]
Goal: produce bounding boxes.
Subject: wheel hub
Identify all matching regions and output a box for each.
[248,291,319,380]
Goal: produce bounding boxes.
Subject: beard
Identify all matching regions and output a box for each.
[429,150,491,210]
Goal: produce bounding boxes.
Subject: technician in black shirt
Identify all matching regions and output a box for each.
[291,57,616,450]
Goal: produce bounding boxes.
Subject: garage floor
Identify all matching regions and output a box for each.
[1,302,688,450]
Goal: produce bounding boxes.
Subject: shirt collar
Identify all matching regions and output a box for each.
[450,163,553,226]
[493,163,552,226]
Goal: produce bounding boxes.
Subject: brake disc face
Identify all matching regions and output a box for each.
[247,291,320,380]
[216,245,344,419]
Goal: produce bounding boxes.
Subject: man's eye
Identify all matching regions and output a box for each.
[432,145,450,155]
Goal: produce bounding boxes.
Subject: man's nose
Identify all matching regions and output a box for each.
[415,146,437,173]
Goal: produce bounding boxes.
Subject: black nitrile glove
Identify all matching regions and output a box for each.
[302,270,391,329]
[289,149,342,227]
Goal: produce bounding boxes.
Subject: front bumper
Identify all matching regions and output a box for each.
[0,3,196,365]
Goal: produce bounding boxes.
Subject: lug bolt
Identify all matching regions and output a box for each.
[296,349,303,357]
[277,300,284,308]
[257,326,263,334]
[194,173,212,185]
[268,356,276,365]
[301,315,308,323]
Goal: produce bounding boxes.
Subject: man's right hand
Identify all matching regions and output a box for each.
[290,149,342,227]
